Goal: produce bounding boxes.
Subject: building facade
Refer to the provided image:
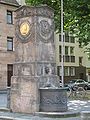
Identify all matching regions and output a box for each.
[55,33,87,83]
[0,0,19,89]
[83,44,90,82]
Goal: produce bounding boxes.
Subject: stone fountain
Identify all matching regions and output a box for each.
[10,5,67,114]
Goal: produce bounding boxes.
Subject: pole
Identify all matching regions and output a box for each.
[61,0,64,87]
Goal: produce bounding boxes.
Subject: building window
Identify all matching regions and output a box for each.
[7,64,13,86]
[65,35,69,42]
[64,67,69,76]
[65,46,69,55]
[7,10,13,24]
[59,45,61,54]
[59,35,64,41]
[70,36,75,43]
[64,55,70,62]
[7,37,13,51]
[71,56,75,62]
[59,55,61,62]
[70,47,74,55]
[79,57,83,65]
[70,67,75,76]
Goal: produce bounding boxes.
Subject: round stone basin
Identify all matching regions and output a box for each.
[39,87,68,112]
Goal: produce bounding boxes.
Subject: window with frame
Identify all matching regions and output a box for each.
[65,46,69,55]
[70,46,74,55]
[64,55,70,62]
[79,57,83,65]
[70,36,75,43]
[7,37,13,51]
[59,35,64,41]
[7,10,13,24]
[71,56,75,62]
[70,67,75,76]
[64,67,69,76]
[59,45,61,54]
[59,55,61,62]
[65,35,69,42]
[7,64,13,86]
[65,32,69,42]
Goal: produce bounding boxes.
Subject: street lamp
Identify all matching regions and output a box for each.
[61,0,64,87]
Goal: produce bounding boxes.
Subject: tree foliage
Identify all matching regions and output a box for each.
[25,0,90,45]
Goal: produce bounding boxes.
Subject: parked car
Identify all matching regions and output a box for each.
[87,81,90,90]
[65,79,89,90]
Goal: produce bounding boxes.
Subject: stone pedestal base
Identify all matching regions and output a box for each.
[39,88,68,112]
[10,76,39,113]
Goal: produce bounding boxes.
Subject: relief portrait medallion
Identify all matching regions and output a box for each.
[16,20,32,43]
[20,22,30,36]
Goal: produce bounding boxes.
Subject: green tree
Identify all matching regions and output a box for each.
[25,0,90,45]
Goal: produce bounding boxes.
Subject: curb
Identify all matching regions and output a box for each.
[0,116,13,120]
[35,111,80,118]
[0,107,10,112]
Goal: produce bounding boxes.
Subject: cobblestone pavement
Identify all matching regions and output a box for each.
[68,99,90,112]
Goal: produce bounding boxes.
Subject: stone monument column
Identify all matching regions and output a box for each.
[10,5,60,114]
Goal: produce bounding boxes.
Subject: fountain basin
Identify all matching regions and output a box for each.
[39,87,68,112]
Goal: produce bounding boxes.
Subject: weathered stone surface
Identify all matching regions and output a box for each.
[10,76,39,113]
[10,5,67,114]
[15,5,54,19]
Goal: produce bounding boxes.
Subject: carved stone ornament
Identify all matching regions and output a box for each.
[37,19,53,42]
[15,6,54,19]
[15,20,33,43]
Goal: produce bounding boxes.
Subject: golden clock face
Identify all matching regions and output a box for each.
[20,22,30,36]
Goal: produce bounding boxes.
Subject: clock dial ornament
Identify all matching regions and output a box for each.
[38,19,53,42]
[20,22,30,36]
[16,20,33,43]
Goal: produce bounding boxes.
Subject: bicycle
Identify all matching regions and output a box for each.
[67,85,87,99]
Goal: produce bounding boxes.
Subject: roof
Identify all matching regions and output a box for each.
[0,0,19,6]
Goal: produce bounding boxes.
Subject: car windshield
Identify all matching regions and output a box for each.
[76,80,84,83]
[68,80,76,84]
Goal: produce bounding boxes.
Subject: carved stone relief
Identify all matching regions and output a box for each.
[15,42,35,62]
[11,77,19,91]
[36,42,55,61]
[16,6,54,19]
[16,6,35,18]
[37,17,54,43]
[39,89,67,112]
[21,64,35,76]
[39,75,60,88]
[36,6,54,18]
[15,18,35,43]
[13,63,35,76]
